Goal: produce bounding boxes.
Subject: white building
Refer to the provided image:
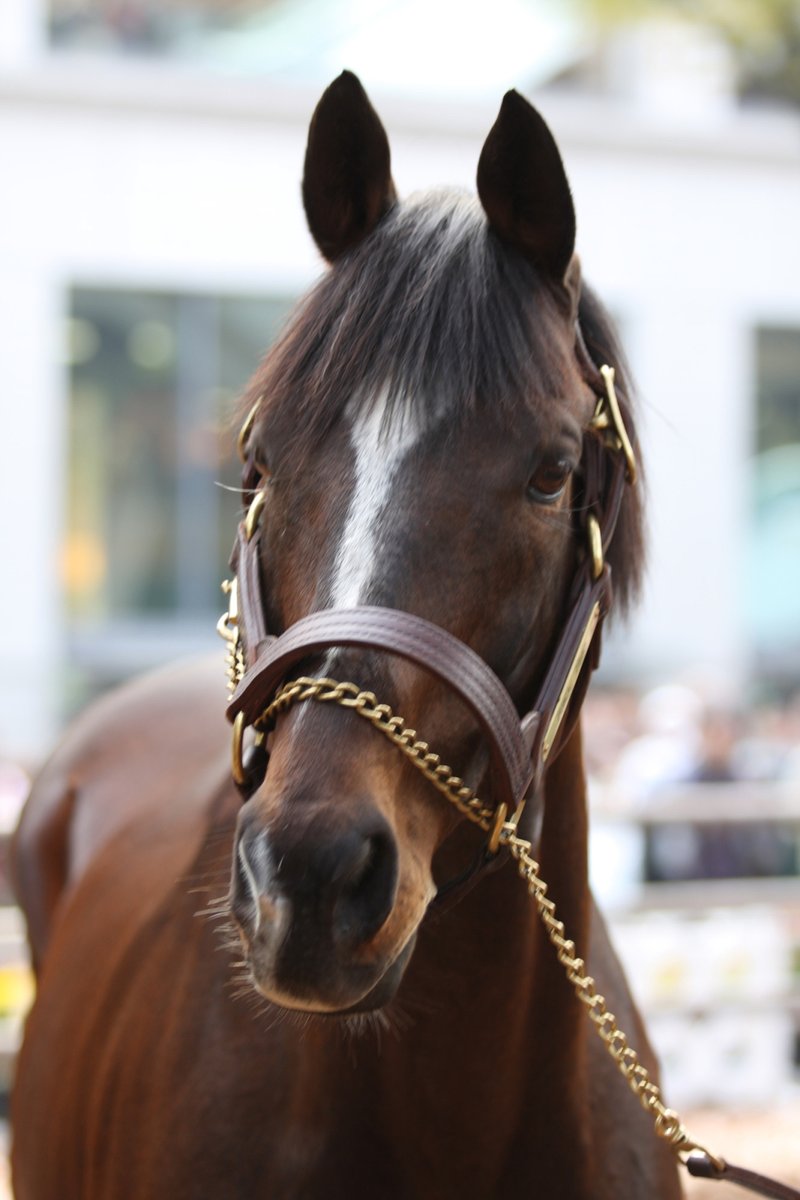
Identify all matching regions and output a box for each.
[1,2,799,762]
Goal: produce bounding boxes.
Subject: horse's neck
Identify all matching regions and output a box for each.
[372,724,593,1190]
[412,720,590,1020]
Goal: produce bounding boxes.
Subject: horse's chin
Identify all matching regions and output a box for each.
[247,934,417,1016]
[332,937,417,1014]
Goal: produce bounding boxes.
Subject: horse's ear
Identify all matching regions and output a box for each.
[302,71,397,263]
[477,90,576,287]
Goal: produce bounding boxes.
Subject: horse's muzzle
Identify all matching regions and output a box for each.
[230,799,409,1012]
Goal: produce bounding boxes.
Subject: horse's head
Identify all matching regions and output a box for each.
[226,72,643,1014]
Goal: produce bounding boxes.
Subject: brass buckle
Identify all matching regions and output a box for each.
[591,364,637,485]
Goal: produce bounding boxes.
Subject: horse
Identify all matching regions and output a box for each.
[10,71,684,1199]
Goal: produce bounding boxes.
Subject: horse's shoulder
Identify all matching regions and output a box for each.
[12,655,229,970]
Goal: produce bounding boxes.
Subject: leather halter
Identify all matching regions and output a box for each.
[221,336,635,845]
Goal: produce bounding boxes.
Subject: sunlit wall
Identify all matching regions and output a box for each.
[1,0,799,760]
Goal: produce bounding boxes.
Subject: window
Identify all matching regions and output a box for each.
[748,326,800,676]
[63,287,294,707]
[48,2,273,57]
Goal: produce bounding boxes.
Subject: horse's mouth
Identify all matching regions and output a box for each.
[329,935,417,1014]
[240,929,418,1016]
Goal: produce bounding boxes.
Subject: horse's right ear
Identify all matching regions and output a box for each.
[302,71,397,263]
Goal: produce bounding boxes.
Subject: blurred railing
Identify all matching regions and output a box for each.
[592,781,800,1109]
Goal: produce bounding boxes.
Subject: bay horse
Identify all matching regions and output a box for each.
[11,72,683,1199]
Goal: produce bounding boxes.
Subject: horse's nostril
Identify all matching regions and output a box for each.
[333,829,397,947]
[231,824,271,930]
[333,833,377,888]
[233,807,399,949]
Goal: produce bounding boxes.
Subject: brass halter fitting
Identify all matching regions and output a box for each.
[244,491,267,541]
[540,599,602,763]
[231,711,249,787]
[237,400,261,464]
[217,578,245,698]
[486,802,508,856]
[591,364,637,485]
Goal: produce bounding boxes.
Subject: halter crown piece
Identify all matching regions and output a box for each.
[216,359,800,1200]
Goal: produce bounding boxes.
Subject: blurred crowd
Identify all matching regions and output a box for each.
[585,683,800,791]
[584,683,800,884]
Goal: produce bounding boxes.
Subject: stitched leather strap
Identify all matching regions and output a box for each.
[688,1154,800,1200]
[229,606,535,814]
[232,525,272,661]
[525,565,612,770]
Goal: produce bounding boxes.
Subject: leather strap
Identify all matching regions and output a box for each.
[232,525,272,661]
[525,565,612,772]
[229,606,535,814]
[688,1154,800,1200]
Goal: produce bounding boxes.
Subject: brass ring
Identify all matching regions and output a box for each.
[599,365,637,485]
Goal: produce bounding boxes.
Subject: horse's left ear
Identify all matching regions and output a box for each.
[478,90,576,291]
[302,71,397,262]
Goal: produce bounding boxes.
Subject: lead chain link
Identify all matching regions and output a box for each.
[255,676,722,1173]
[257,677,496,828]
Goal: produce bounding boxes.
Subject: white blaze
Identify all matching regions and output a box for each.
[328,397,421,608]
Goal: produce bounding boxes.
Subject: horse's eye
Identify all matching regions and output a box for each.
[526,458,572,504]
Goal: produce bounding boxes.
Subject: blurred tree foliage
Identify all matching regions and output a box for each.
[577,0,800,105]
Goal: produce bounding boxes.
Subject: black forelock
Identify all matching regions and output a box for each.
[243,190,571,445]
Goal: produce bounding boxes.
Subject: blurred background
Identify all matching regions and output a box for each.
[0,0,799,1192]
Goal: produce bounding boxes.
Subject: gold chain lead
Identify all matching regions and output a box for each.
[221,373,722,1175]
[255,675,724,1173]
